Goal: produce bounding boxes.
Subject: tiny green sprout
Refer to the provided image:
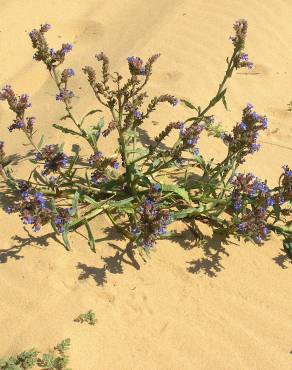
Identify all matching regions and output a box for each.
[74,310,97,326]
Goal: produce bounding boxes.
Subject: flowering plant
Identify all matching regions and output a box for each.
[0,20,291,261]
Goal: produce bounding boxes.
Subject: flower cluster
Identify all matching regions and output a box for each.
[6,182,51,232]
[56,88,74,103]
[229,172,289,244]
[35,145,68,176]
[229,19,248,49]
[54,207,72,233]
[6,180,72,233]
[222,103,267,162]
[179,123,203,154]
[88,151,119,184]
[237,207,269,244]
[95,52,110,85]
[60,68,75,83]
[127,54,161,78]
[0,85,37,135]
[29,24,73,70]
[127,56,146,76]
[230,172,283,212]
[0,85,31,115]
[132,185,171,249]
[234,52,253,69]
[229,19,253,70]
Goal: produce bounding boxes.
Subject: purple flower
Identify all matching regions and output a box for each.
[238,121,247,131]
[250,143,260,153]
[261,116,268,129]
[133,109,142,119]
[56,88,74,102]
[61,68,75,83]
[252,112,259,121]
[112,161,119,170]
[171,98,180,106]
[266,197,275,207]
[127,56,147,76]
[54,208,71,234]
[61,43,73,53]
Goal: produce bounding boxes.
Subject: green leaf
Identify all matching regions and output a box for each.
[222,95,228,111]
[87,131,97,150]
[109,197,135,209]
[91,117,104,131]
[70,191,80,216]
[37,134,45,149]
[84,219,96,252]
[62,227,70,251]
[210,88,227,108]
[180,99,198,110]
[124,129,139,138]
[161,184,190,202]
[126,147,149,155]
[58,142,65,153]
[5,168,18,190]
[83,194,101,207]
[283,238,292,256]
[171,206,204,220]
[80,109,102,126]
[53,123,81,137]
[55,338,71,353]
[68,208,103,231]
[60,114,71,121]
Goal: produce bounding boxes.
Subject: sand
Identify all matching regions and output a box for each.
[0,0,292,369]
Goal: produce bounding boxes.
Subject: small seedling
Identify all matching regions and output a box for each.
[74,310,97,326]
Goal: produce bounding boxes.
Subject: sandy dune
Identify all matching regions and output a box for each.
[0,0,292,369]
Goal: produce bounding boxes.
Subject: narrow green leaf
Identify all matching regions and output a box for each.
[70,191,80,216]
[37,134,45,149]
[171,206,204,220]
[109,197,135,209]
[68,208,103,230]
[62,227,71,250]
[60,114,71,121]
[210,88,227,108]
[161,184,190,202]
[53,123,81,136]
[180,99,198,110]
[80,109,102,126]
[222,95,228,111]
[84,219,96,252]
[83,194,101,207]
[58,142,65,153]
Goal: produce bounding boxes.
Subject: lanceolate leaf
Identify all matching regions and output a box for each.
[62,226,70,250]
[84,219,96,252]
[80,109,102,126]
[70,191,80,216]
[53,123,81,137]
[37,134,45,149]
[109,197,135,209]
[161,184,190,202]
[222,95,228,111]
[180,99,198,110]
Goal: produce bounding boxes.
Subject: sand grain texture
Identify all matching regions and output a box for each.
[0,1,292,369]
